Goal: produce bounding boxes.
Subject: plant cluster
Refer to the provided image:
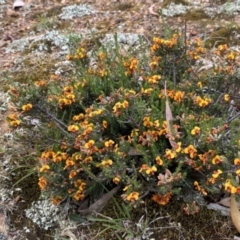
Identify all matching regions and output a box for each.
[7,30,240,211]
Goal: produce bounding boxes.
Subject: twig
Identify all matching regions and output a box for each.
[36,104,71,136]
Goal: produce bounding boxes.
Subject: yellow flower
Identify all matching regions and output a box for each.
[52,152,67,162]
[226,51,235,61]
[98,68,109,77]
[83,156,93,163]
[155,156,163,165]
[128,58,138,70]
[152,193,171,205]
[175,142,182,153]
[102,120,108,129]
[146,165,157,175]
[194,181,201,191]
[224,179,237,194]
[183,145,197,158]
[65,157,74,168]
[236,169,240,175]
[76,48,87,59]
[51,196,62,205]
[113,102,122,113]
[194,96,212,107]
[65,93,75,102]
[113,176,121,184]
[165,149,176,159]
[208,177,217,184]
[194,181,207,195]
[126,192,139,202]
[191,126,200,135]
[67,125,79,133]
[84,140,95,149]
[40,150,55,160]
[66,54,71,60]
[74,179,86,191]
[58,98,72,107]
[141,88,154,95]
[63,86,74,94]
[21,103,33,111]
[147,75,161,84]
[173,91,184,103]
[197,81,203,89]
[34,80,47,87]
[143,117,153,128]
[212,169,222,178]
[9,119,21,127]
[122,100,129,109]
[224,94,230,102]
[39,164,50,173]
[98,51,105,61]
[104,140,115,148]
[82,124,93,136]
[101,159,113,167]
[212,155,222,165]
[7,113,18,120]
[38,176,48,190]
[217,44,228,52]
[124,58,138,76]
[89,109,104,117]
[153,120,160,128]
[69,170,77,179]
[139,164,148,173]
[73,190,85,201]
[234,158,240,165]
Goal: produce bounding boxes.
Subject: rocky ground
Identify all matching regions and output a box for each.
[1,0,240,239]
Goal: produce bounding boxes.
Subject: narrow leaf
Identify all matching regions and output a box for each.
[79,186,120,215]
[164,81,177,149]
[230,194,240,233]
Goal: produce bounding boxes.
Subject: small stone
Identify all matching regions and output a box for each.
[13,0,25,10]
[190,29,198,37]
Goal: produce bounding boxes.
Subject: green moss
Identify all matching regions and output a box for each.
[182,9,210,21]
[115,2,134,11]
[161,0,190,8]
[96,20,113,31]
[11,56,57,83]
[33,5,63,19]
[32,18,71,32]
[205,26,240,48]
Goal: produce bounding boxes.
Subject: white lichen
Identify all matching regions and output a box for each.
[161,1,240,18]
[100,32,142,49]
[161,3,190,17]
[223,1,240,14]
[0,91,10,113]
[59,4,95,20]
[5,30,83,56]
[5,38,30,54]
[25,199,60,230]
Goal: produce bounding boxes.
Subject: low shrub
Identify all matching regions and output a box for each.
[7,30,240,210]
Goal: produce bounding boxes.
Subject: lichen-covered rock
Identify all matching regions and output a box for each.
[0,232,7,240]
[25,199,60,230]
[100,32,143,49]
[162,3,189,17]
[59,4,95,20]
